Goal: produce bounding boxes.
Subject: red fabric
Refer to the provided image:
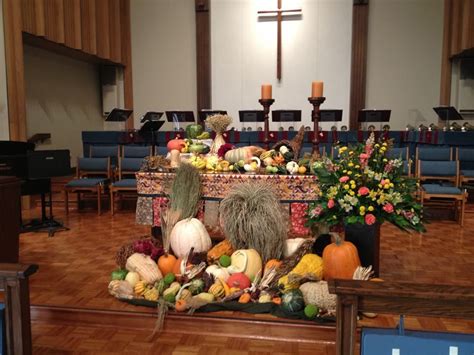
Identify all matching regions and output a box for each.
[290,203,310,236]
[152,197,169,226]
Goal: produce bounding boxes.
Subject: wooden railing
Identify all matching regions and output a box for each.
[328,280,474,355]
[0,264,38,355]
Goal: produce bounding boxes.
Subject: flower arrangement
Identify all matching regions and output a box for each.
[307,134,425,232]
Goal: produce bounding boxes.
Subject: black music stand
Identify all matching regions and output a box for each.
[358,109,391,130]
[433,106,463,128]
[22,150,71,237]
[165,111,195,131]
[319,109,343,131]
[239,110,264,130]
[106,108,133,122]
[272,110,301,131]
[139,112,165,147]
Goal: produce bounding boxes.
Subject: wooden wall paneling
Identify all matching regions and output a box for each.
[195,0,211,115]
[3,0,27,141]
[461,0,474,50]
[95,0,110,60]
[449,0,463,57]
[44,0,65,44]
[21,0,46,36]
[440,0,453,106]
[108,0,122,63]
[80,0,97,55]
[349,1,369,130]
[120,0,133,129]
[63,0,82,49]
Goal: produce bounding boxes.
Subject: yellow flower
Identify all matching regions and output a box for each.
[384,179,390,183]
[384,184,390,189]
[344,184,350,190]
[382,142,388,146]
[350,180,355,185]
[383,158,388,162]
[375,144,380,148]
[368,206,374,211]
[349,190,355,196]
[378,184,383,188]
[339,146,348,153]
[360,206,366,211]
[348,162,354,167]
[349,151,354,155]
[381,147,387,152]
[347,171,353,175]
[390,183,394,188]
[355,165,360,169]
[360,211,366,216]
[343,169,347,173]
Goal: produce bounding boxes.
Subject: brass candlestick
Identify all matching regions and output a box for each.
[308,96,326,154]
[259,98,275,149]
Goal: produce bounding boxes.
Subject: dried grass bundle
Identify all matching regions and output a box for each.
[168,163,202,220]
[206,114,233,134]
[219,182,286,262]
[206,114,233,155]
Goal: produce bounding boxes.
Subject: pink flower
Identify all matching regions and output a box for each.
[310,206,323,218]
[327,199,335,208]
[358,187,370,196]
[365,213,376,225]
[359,153,369,160]
[339,176,350,183]
[383,203,394,213]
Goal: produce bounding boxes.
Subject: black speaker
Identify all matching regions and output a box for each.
[27,150,71,179]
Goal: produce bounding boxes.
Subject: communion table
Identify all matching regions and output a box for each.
[135,171,319,235]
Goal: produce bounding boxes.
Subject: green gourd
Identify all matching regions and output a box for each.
[281,289,305,313]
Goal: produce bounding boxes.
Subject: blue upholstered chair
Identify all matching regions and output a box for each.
[90,145,120,169]
[417,160,467,226]
[110,157,143,215]
[122,145,152,158]
[415,147,452,176]
[457,148,474,185]
[65,157,112,215]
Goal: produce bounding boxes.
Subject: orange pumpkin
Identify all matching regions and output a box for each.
[272,297,282,305]
[167,139,186,152]
[175,299,187,312]
[158,254,177,276]
[273,154,285,165]
[265,259,282,271]
[172,257,183,276]
[322,233,361,280]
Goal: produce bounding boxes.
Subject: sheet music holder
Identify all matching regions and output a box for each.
[272,110,302,122]
[358,109,391,123]
[238,110,265,122]
[165,111,195,122]
[105,108,133,122]
[319,109,343,122]
[199,110,227,122]
[433,106,463,121]
[140,111,164,123]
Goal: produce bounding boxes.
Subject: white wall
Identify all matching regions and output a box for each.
[23,45,104,162]
[0,0,10,140]
[131,0,197,130]
[366,0,443,130]
[211,0,353,130]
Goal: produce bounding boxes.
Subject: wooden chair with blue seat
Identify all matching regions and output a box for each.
[415,146,452,176]
[417,160,467,226]
[457,147,474,185]
[122,145,152,158]
[65,157,112,215]
[90,145,120,176]
[110,157,143,215]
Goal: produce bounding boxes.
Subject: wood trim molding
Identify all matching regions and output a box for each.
[349,1,369,130]
[195,0,211,119]
[120,0,134,129]
[440,0,453,106]
[3,0,27,141]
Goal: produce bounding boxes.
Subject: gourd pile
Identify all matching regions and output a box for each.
[109,232,376,320]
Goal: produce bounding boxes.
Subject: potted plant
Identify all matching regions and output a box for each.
[306,134,425,276]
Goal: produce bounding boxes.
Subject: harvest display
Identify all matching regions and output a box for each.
[109,116,397,324]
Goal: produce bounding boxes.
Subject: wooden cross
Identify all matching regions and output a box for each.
[258,0,302,81]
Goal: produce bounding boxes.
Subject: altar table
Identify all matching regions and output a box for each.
[135,171,319,235]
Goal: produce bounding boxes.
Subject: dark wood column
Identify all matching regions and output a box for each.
[195,0,211,119]
[349,0,369,130]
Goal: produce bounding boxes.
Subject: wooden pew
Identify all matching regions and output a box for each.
[328,280,474,355]
[1,264,38,355]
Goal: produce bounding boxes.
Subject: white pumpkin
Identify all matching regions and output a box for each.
[227,249,262,281]
[170,218,212,258]
[204,264,230,282]
[284,238,306,258]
